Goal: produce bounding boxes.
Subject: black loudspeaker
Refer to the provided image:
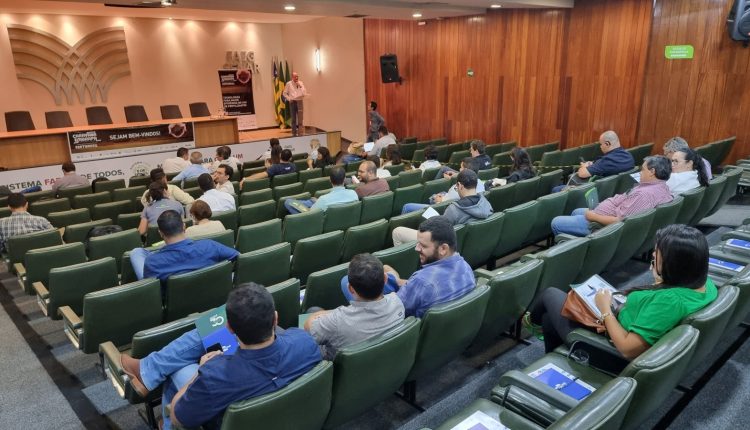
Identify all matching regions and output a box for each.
[380,54,401,84]
[728,0,750,42]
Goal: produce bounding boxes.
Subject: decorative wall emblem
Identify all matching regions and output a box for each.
[7,25,131,105]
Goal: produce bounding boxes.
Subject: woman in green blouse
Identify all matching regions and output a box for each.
[527,224,717,359]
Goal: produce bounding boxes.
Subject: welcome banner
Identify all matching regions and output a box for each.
[67,122,195,162]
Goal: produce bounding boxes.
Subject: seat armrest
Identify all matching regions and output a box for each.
[554,233,578,244]
[14,263,26,278]
[519,253,539,263]
[59,306,82,329]
[498,370,579,411]
[32,282,49,299]
[565,329,629,375]
[100,341,123,375]
[565,329,618,354]
[474,268,495,280]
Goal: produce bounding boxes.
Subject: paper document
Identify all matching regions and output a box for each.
[528,363,596,401]
[422,207,440,219]
[630,172,641,183]
[572,274,625,318]
[709,257,744,273]
[363,142,375,152]
[449,410,507,430]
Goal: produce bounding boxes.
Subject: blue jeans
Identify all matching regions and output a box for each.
[551,208,591,237]
[551,184,567,193]
[140,329,204,430]
[401,203,428,215]
[284,199,314,214]
[339,273,400,302]
[435,166,457,180]
[130,247,151,280]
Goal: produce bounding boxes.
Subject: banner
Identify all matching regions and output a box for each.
[218,69,257,130]
[67,122,195,162]
[0,132,328,192]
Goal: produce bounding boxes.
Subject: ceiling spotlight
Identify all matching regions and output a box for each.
[284,5,296,11]
[490,4,502,8]
[412,12,422,18]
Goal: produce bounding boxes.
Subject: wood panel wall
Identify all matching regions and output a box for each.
[364,0,653,149]
[637,0,750,163]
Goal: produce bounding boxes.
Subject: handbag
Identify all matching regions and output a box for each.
[560,290,606,333]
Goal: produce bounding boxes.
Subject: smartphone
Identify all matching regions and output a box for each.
[206,342,223,353]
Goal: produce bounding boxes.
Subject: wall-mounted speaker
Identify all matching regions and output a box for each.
[728,0,750,42]
[380,54,402,84]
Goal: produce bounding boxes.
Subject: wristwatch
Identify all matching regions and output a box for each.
[598,312,612,324]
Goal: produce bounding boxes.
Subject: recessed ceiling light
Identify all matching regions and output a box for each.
[284,5,296,11]
[490,4,502,8]
[412,12,422,18]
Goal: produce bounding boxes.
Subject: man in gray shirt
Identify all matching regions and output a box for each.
[304,253,404,360]
[52,162,89,194]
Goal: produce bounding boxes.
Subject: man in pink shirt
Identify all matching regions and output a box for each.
[551,155,673,237]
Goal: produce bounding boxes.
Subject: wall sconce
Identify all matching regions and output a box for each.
[314,48,321,72]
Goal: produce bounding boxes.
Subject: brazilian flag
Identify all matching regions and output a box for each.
[273,60,286,127]
[284,60,292,128]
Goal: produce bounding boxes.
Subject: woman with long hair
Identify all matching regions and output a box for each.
[507,146,536,183]
[138,181,185,235]
[666,148,710,196]
[313,146,335,169]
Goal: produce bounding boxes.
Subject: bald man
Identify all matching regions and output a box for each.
[354,160,390,198]
[577,130,635,179]
[283,72,307,136]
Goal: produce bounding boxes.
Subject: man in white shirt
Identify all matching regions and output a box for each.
[162,148,190,174]
[207,145,240,173]
[213,165,235,195]
[369,126,397,157]
[196,173,235,213]
[282,72,307,136]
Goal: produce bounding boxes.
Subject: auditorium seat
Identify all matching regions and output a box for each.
[472,259,544,346]
[708,166,741,216]
[283,209,324,250]
[372,241,420,280]
[272,172,299,188]
[297,168,322,185]
[93,179,126,195]
[239,189,272,206]
[384,164,406,177]
[386,209,425,247]
[341,219,388,262]
[593,174,620,201]
[44,110,73,129]
[478,167,499,181]
[188,102,211,118]
[446,150,469,170]
[290,230,344,284]
[0,207,9,219]
[301,262,350,311]
[614,167,639,195]
[538,169,564,196]
[85,106,113,125]
[726,278,750,329]
[235,219,281,253]
[57,184,92,200]
[128,176,151,188]
[433,377,635,430]
[267,278,301,329]
[384,174,400,191]
[525,191,568,246]
[294,159,308,172]
[579,141,603,161]
[124,105,149,123]
[190,229,234,248]
[563,182,596,214]
[93,200,133,221]
[87,228,143,272]
[323,201,361,233]
[60,278,162,354]
[460,212,505,269]
[690,175,727,225]
[538,150,563,174]
[238,200,275,227]
[113,186,146,203]
[73,191,112,212]
[634,197,684,257]
[48,208,91,228]
[492,151,513,177]
[181,187,202,200]
[63,218,112,244]
[243,166,266,177]
[34,257,119,320]
[521,237,590,298]
[4,110,35,131]
[674,186,705,225]
[276,192,311,218]
[7,229,63,275]
[19,242,86,295]
[210,210,238,233]
[220,361,332,430]
[491,325,698,430]
[160,104,183,120]
[484,182,517,213]
[23,189,55,203]
[421,178,452,204]
[511,176,541,206]
[493,200,539,259]
[303,177,332,196]
[360,192,393,224]
[391,184,424,216]
[116,213,142,231]
[235,243,292,287]
[402,285,490,403]
[420,167,440,183]
[606,209,656,269]
[240,178,270,193]
[560,222,624,283]
[163,260,233,321]
[323,317,420,429]
[273,182,304,201]
[681,285,738,374]
[29,198,71,219]
[626,142,654,167]
[397,169,422,188]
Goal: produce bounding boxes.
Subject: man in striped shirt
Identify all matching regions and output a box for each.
[551,155,673,237]
[0,193,54,252]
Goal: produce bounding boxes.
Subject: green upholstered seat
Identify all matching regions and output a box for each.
[92,200,133,221]
[674,186,705,225]
[20,242,86,295]
[73,191,111,212]
[271,172,299,187]
[303,177,332,196]
[57,184,92,200]
[298,168,322,184]
[460,212,505,269]
[566,222,625,283]
[235,219,282,253]
[239,189,273,206]
[345,160,363,173]
[680,285,738,373]
[113,186,146,202]
[63,218,113,244]
[613,168,639,195]
[526,191,568,246]
[241,177,270,193]
[48,208,91,228]
[690,175,727,225]
[493,151,513,177]
[238,200,276,226]
[211,210,238,232]
[373,242,420,279]
[127,176,151,188]
[87,228,143,272]
[606,209,655,269]
[267,278,301,329]
[634,197,684,257]
[341,219,388,262]
[7,229,63,274]
[301,262,350,311]
[537,169,564,196]
[485,183,517,213]
[593,174,620,201]
[273,182,304,200]
[116,212,142,231]
[360,191,394,224]
[323,201,362,233]
[235,243,292,288]
[399,143,417,161]
[397,169,423,188]
[421,167,441,182]
[23,189,56,203]
[522,237,589,299]
[291,231,344,285]
[493,201,539,259]
[391,184,424,216]
[421,178,452,204]
[384,164,406,177]
[563,182,596,214]
[537,150,563,175]
[708,167,741,216]
[478,167,500,181]
[276,192,311,219]
[626,142,654,167]
[386,209,426,247]
[191,229,235,248]
[384,174,400,191]
[283,209,325,251]
[446,150,470,170]
[60,278,162,354]
[29,198,71,218]
[163,260,234,321]
[726,278,750,329]
[93,179,126,194]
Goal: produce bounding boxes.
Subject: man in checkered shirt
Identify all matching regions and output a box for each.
[0,193,54,252]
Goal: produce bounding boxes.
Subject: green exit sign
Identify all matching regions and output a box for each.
[665,45,694,59]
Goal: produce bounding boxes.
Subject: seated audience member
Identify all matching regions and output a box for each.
[208,145,240,173]
[577,130,635,180]
[140,168,195,207]
[367,155,391,179]
[393,169,492,246]
[174,152,211,183]
[306,138,322,169]
[551,155,673,237]
[212,164,235,195]
[119,283,321,430]
[341,144,365,164]
[401,157,485,214]
[162,147,190,174]
[0,193,54,252]
[185,200,225,239]
[526,224,717,358]
[262,138,282,163]
[305,253,405,360]
[130,210,239,280]
[489,146,535,189]
[435,140,492,179]
[419,145,442,172]
[312,146,335,169]
[196,174,235,213]
[354,160,390,198]
[342,217,474,317]
[381,144,402,168]
[369,125,397,157]
[242,148,296,183]
[284,166,358,214]
[139,182,185,235]
[663,136,713,179]
[667,148,709,196]
[52,162,90,194]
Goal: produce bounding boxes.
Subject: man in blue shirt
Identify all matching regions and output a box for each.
[129,210,239,281]
[119,283,321,430]
[578,130,634,179]
[284,166,358,214]
[173,151,211,184]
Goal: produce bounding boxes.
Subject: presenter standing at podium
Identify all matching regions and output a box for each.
[283,72,307,136]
